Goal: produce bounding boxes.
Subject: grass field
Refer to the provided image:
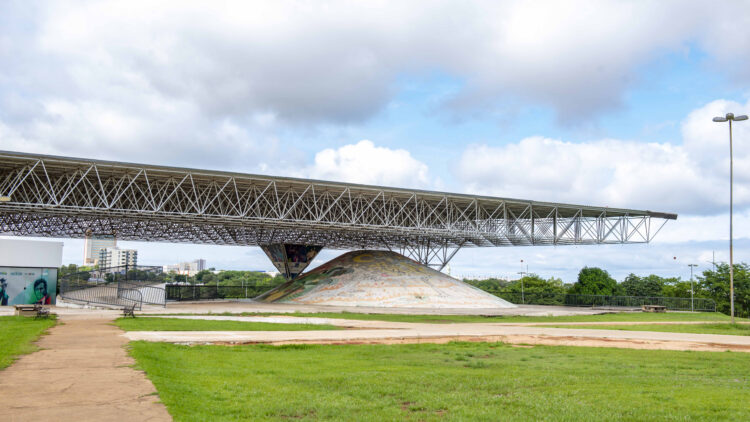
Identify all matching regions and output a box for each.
[543,323,750,336]
[0,315,56,369]
[206,311,734,324]
[114,317,341,331]
[130,341,750,421]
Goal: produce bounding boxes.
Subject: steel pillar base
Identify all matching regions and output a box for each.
[261,244,322,280]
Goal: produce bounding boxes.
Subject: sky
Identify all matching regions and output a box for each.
[2,0,750,282]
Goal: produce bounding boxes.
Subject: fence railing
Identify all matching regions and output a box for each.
[165,284,280,301]
[488,291,716,312]
[60,265,166,309]
[119,282,167,307]
[163,284,715,312]
[60,284,144,310]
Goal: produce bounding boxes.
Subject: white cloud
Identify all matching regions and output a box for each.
[1,0,749,175]
[457,98,750,216]
[306,140,430,188]
[1,0,749,130]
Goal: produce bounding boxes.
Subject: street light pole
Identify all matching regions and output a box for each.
[713,112,748,324]
[517,271,527,304]
[688,264,698,312]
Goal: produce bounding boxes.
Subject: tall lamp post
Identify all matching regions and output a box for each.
[688,264,698,312]
[519,259,529,304]
[713,112,748,324]
[517,271,527,304]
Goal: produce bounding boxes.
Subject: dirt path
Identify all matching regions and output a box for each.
[123,320,750,353]
[1,316,171,422]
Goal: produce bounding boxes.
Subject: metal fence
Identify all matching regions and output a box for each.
[165,284,281,301]
[60,284,144,310]
[163,284,714,312]
[490,291,716,312]
[60,265,166,309]
[119,282,167,307]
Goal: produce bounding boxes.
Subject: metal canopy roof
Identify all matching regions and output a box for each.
[0,150,676,267]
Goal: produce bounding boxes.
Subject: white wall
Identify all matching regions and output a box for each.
[0,239,64,268]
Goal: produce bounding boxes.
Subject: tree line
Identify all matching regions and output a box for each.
[464,263,750,318]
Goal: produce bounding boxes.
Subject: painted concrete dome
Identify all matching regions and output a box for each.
[257,250,515,309]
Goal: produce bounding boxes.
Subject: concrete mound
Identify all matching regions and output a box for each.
[257,250,516,309]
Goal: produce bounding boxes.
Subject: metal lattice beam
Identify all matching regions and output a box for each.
[0,151,677,267]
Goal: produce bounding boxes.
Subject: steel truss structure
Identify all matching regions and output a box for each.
[0,151,676,270]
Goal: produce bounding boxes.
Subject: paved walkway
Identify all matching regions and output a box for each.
[0,300,616,318]
[148,300,611,316]
[1,316,171,422]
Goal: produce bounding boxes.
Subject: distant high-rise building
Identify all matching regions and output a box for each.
[98,247,137,271]
[195,259,206,272]
[83,234,116,266]
[163,259,206,276]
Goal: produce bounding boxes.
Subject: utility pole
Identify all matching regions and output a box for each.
[688,264,698,312]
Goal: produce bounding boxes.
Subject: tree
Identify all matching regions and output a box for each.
[195,270,216,284]
[621,274,664,297]
[463,278,509,294]
[569,267,617,296]
[660,277,692,298]
[697,262,750,317]
[506,275,567,305]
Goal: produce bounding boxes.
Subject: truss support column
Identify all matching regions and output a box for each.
[397,241,464,272]
[261,244,322,280]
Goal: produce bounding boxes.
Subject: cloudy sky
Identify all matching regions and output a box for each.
[2,0,750,282]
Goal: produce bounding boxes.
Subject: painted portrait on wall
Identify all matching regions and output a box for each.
[0,267,58,305]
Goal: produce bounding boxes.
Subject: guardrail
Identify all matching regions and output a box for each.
[119,282,167,307]
[60,283,143,310]
[60,265,167,309]
[165,284,280,301]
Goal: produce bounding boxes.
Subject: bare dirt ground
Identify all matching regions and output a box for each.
[124,314,750,353]
[1,316,171,422]
[253,334,750,352]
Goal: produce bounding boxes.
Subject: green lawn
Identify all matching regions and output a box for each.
[0,315,56,369]
[114,317,342,331]
[210,311,733,324]
[129,341,750,421]
[543,323,750,336]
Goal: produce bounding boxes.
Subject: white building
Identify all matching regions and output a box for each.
[163,259,206,276]
[83,234,116,266]
[98,247,138,270]
[0,239,63,305]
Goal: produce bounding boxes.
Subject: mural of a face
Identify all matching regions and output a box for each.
[34,278,48,300]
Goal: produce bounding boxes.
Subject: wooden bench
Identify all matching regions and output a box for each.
[122,303,137,318]
[642,305,667,313]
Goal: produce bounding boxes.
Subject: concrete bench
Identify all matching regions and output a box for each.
[642,305,667,313]
[14,305,37,316]
[14,304,50,318]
